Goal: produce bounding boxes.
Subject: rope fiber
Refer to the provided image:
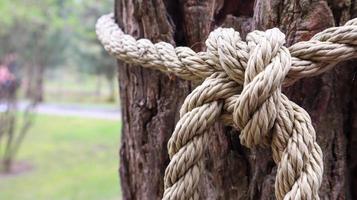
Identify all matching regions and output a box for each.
[96,13,357,200]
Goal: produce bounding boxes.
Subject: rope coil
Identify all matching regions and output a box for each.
[96,13,357,199]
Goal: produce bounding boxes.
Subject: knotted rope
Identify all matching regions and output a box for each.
[96,13,357,199]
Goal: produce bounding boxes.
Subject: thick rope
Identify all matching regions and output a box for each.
[96,13,357,200]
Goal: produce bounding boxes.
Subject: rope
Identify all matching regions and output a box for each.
[96,13,357,200]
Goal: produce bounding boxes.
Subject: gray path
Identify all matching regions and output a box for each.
[0,102,121,120]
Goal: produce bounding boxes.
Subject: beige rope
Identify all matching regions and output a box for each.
[96,13,357,200]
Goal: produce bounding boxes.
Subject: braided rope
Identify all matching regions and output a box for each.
[96,13,357,199]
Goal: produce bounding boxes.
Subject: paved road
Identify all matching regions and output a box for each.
[0,102,121,121]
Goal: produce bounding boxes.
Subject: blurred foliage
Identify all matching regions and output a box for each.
[0,0,115,80]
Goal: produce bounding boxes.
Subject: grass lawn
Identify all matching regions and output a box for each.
[0,114,122,200]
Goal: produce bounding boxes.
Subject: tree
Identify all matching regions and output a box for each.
[71,1,116,101]
[0,0,114,173]
[0,54,37,173]
[112,0,357,199]
[0,0,114,102]
[0,0,70,102]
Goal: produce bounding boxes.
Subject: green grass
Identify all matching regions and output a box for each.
[0,114,122,200]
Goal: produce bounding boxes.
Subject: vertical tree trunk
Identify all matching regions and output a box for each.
[114,0,357,199]
[24,64,34,99]
[34,64,44,102]
[25,64,44,102]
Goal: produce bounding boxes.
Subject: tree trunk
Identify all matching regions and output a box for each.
[25,64,44,102]
[33,64,44,102]
[114,0,357,199]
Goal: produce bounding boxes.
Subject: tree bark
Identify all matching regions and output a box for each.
[114,0,357,199]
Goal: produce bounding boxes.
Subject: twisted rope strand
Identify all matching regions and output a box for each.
[164,73,225,200]
[96,13,357,200]
[96,14,357,85]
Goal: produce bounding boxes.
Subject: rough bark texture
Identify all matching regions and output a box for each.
[114,0,357,199]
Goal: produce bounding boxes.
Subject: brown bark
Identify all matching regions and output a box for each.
[114,0,357,199]
[25,63,44,102]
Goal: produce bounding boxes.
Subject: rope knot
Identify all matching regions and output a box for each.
[95,13,357,199]
[231,28,291,148]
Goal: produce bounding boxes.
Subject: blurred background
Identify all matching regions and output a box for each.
[0,0,122,199]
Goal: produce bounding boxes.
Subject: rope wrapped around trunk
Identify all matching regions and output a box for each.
[96,13,357,200]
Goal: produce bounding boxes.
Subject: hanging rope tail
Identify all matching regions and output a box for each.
[96,13,357,200]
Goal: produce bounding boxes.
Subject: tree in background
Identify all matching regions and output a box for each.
[0,0,115,102]
[0,52,37,173]
[0,0,69,172]
[69,0,117,102]
[0,0,70,102]
[0,0,115,172]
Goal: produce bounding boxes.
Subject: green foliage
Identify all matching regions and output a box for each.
[0,0,64,65]
[0,114,121,200]
[68,0,116,78]
[0,0,115,77]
